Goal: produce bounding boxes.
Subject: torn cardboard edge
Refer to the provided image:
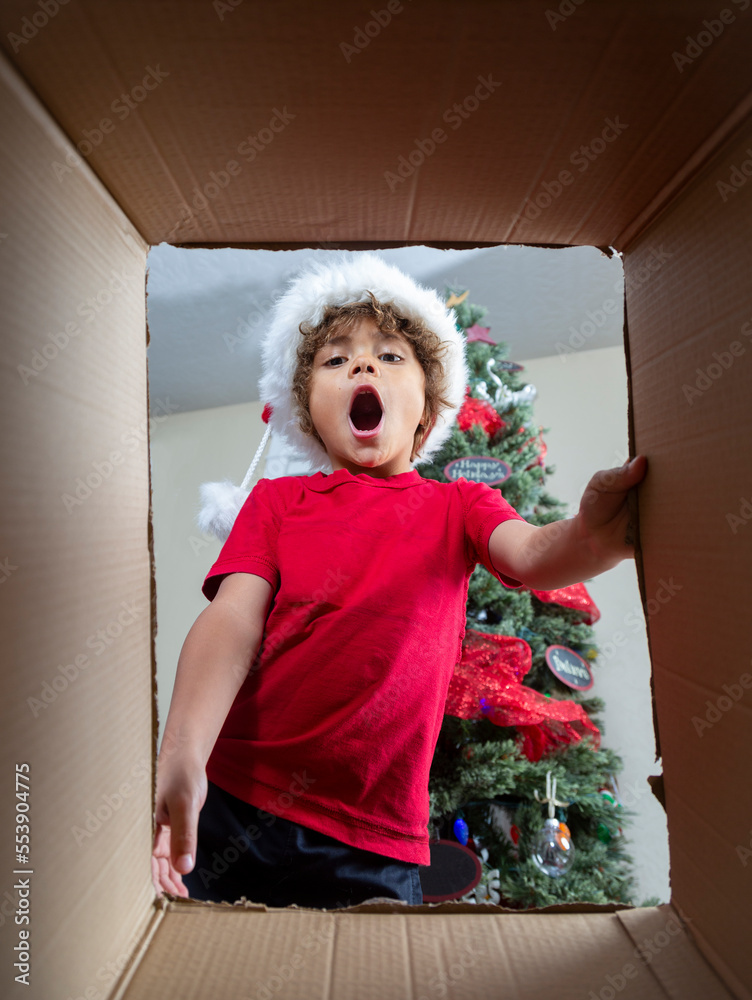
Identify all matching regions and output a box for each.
[154,892,640,916]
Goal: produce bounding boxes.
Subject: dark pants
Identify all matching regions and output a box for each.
[181,780,424,909]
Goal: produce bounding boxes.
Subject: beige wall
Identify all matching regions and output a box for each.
[150,344,669,905]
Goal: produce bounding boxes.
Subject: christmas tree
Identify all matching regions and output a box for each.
[420,288,657,910]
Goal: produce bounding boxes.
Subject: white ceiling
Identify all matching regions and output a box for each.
[145,244,625,414]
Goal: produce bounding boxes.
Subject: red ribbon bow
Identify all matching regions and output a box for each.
[445,629,600,762]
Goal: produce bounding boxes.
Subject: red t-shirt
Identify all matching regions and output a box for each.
[201,467,527,865]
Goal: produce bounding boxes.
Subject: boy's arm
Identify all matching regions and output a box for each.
[152,572,273,895]
[488,456,647,590]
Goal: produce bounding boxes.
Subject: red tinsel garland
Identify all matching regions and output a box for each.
[527,582,601,625]
[445,629,600,762]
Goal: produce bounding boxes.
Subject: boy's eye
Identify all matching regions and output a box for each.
[322,352,403,366]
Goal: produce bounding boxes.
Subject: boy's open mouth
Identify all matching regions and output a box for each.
[348,385,384,437]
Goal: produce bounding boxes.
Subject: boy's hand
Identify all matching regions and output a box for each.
[152,824,190,898]
[577,454,648,562]
[489,454,648,589]
[152,752,208,898]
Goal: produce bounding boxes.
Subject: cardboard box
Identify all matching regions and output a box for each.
[1,2,750,997]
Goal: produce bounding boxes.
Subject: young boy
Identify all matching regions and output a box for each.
[152,253,647,909]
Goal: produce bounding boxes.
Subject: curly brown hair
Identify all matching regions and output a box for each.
[292,291,453,461]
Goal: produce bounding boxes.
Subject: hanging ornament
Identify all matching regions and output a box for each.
[596,781,623,842]
[453,815,469,845]
[499,383,538,412]
[596,822,613,844]
[474,379,492,402]
[514,383,538,406]
[488,801,520,856]
[531,771,575,877]
[446,290,470,308]
[599,787,617,807]
[485,358,505,400]
[456,389,506,437]
[544,644,594,691]
[465,324,495,344]
[519,427,548,473]
[444,455,512,486]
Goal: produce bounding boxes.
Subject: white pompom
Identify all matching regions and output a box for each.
[197,480,249,541]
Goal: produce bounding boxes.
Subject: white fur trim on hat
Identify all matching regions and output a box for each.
[258,251,469,472]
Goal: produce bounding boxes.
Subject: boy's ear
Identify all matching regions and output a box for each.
[414,413,436,457]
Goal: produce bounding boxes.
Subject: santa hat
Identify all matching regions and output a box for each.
[198,252,469,540]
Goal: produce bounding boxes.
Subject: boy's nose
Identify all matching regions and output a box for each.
[350,355,378,376]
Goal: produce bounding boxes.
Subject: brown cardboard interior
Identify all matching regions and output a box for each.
[1,2,751,998]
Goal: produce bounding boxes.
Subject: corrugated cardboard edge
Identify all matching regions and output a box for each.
[109,899,168,1000]
[668,898,752,1000]
[621,261,664,810]
[614,904,743,1000]
[146,259,160,855]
